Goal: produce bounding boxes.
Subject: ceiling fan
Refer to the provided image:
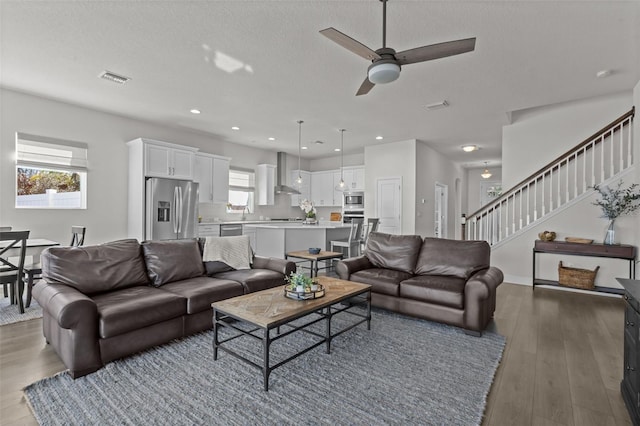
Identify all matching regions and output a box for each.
[320,0,476,96]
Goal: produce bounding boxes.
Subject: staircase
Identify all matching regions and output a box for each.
[465,107,635,246]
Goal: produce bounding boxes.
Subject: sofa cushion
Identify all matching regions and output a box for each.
[92,286,187,338]
[142,239,205,287]
[41,239,149,295]
[204,261,235,275]
[399,275,466,309]
[350,268,413,297]
[364,232,423,274]
[213,269,286,293]
[161,276,244,314]
[415,238,490,278]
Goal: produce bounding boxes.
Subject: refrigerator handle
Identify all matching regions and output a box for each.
[177,186,183,233]
[173,186,179,234]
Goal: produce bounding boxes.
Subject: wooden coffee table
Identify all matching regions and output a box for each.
[212,276,371,391]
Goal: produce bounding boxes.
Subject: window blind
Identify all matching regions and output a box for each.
[16,132,88,171]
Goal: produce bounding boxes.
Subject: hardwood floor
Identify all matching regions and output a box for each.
[0,283,632,425]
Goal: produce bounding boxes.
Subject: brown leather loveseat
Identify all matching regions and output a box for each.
[336,232,503,336]
[33,238,295,378]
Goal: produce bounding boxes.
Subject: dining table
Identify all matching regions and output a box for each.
[0,237,60,310]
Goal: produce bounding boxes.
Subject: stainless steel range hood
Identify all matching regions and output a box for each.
[275,152,301,195]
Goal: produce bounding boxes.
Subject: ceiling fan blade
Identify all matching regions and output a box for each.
[356,77,375,96]
[320,27,381,61]
[396,37,476,65]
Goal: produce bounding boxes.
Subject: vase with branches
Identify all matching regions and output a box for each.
[591,181,640,245]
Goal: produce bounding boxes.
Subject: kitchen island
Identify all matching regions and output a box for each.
[243,222,351,259]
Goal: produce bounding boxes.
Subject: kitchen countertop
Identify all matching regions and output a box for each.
[199,220,300,225]
[243,223,350,229]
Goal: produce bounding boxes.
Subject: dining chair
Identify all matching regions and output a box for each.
[24,225,86,308]
[330,218,364,259]
[0,230,30,313]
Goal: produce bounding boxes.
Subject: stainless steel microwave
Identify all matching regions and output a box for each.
[343,192,364,209]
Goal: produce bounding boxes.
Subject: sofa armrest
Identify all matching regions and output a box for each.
[336,256,374,280]
[253,256,296,277]
[32,281,102,378]
[463,267,504,332]
[33,281,98,329]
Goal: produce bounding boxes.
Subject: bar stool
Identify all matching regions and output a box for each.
[330,218,364,259]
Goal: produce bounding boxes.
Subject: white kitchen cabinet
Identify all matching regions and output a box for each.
[194,153,230,204]
[290,170,311,207]
[342,166,365,191]
[198,223,220,237]
[255,164,276,206]
[143,140,197,180]
[311,171,339,206]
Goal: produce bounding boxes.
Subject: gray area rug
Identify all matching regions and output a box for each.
[0,296,42,326]
[24,308,505,425]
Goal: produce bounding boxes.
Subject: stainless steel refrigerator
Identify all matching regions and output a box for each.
[145,177,199,240]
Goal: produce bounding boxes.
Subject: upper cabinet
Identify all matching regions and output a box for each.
[290,170,311,207]
[311,171,339,207]
[341,166,365,191]
[142,140,197,180]
[255,164,276,206]
[194,153,230,204]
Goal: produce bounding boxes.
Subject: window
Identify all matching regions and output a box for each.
[15,133,88,209]
[226,169,254,214]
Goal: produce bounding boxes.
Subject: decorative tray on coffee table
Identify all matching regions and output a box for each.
[284,284,325,300]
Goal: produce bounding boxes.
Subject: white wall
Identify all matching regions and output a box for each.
[635,81,640,246]
[415,141,464,239]
[364,140,417,235]
[0,89,303,244]
[502,91,633,188]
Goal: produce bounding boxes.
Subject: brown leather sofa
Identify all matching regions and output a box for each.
[33,238,295,378]
[336,232,503,336]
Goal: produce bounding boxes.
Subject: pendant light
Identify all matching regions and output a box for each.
[296,120,303,184]
[481,162,492,179]
[334,129,346,191]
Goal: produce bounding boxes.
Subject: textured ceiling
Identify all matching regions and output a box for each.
[1,1,638,168]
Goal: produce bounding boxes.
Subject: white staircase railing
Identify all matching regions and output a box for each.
[465,108,635,245]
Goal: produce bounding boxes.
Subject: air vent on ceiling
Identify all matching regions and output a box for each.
[425,100,449,110]
[99,71,131,84]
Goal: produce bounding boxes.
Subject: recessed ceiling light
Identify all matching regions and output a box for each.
[334,148,341,152]
[268,137,275,141]
[596,69,612,78]
[231,126,240,130]
[376,136,383,140]
[190,109,201,114]
[315,140,324,145]
[462,145,477,152]
[301,146,308,150]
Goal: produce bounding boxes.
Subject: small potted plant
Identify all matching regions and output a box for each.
[592,181,640,245]
[299,199,317,224]
[286,271,314,293]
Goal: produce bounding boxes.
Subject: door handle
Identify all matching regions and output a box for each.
[172,187,179,234]
[177,186,183,233]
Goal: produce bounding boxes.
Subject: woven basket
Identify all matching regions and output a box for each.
[558,261,599,290]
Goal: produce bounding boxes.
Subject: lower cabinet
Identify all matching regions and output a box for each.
[622,290,640,425]
[198,224,220,237]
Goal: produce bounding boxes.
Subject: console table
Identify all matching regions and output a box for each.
[532,240,636,295]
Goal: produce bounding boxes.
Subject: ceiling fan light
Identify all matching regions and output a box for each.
[368,62,400,84]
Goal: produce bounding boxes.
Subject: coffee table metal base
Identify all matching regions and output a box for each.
[213,293,370,391]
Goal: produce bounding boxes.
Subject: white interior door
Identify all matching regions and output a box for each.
[376,177,402,234]
[434,182,448,238]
